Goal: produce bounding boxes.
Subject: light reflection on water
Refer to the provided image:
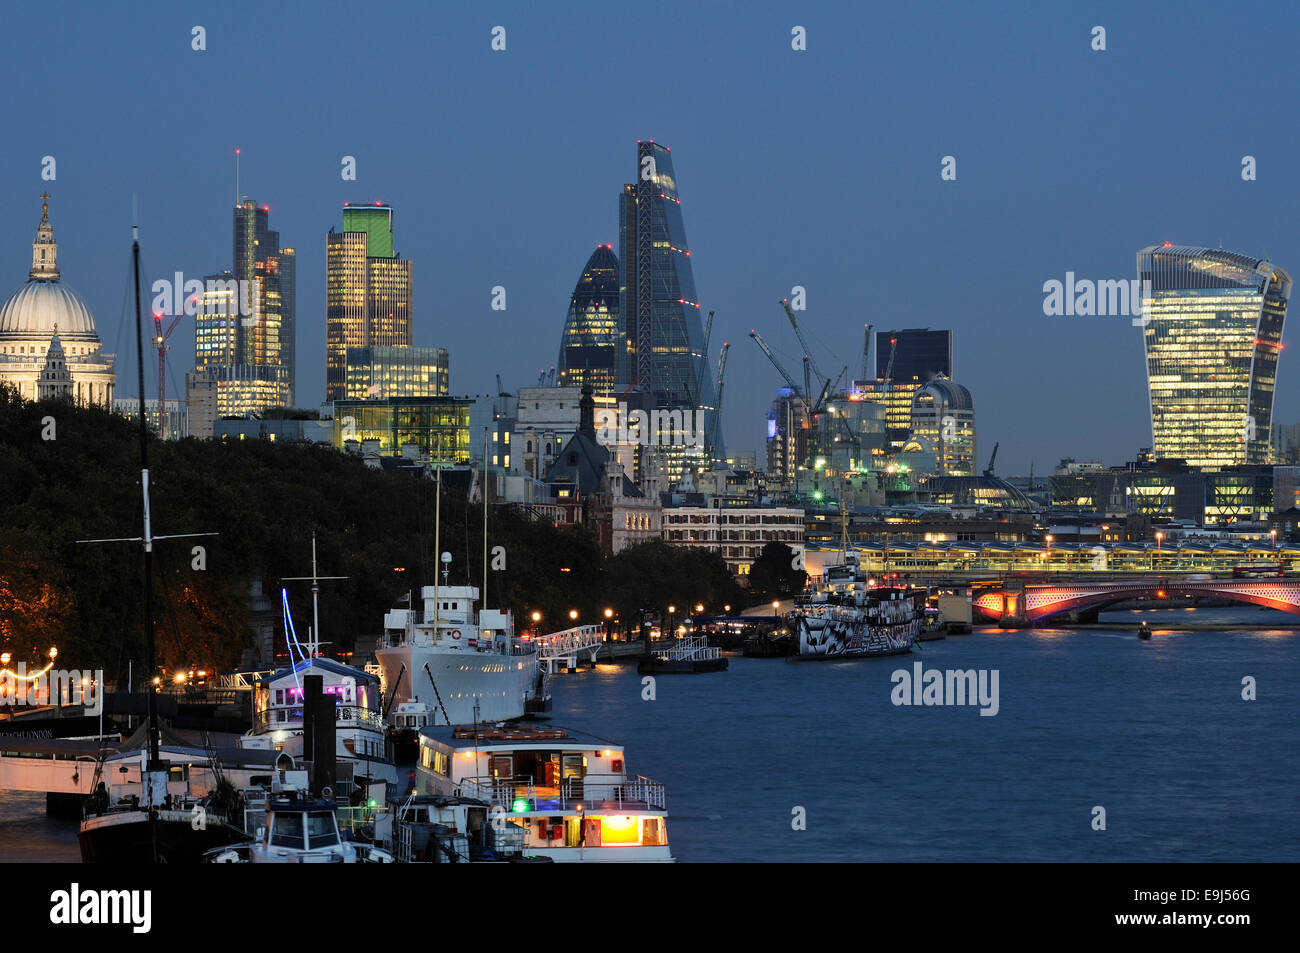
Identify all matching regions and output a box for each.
[2,606,1296,863]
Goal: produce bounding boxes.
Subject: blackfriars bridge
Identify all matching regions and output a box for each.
[971,576,1300,626]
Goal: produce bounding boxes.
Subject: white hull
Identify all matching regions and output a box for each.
[376,645,538,724]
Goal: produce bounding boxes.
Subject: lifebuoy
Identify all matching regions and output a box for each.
[451,630,462,640]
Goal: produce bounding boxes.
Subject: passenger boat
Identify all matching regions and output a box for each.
[413,724,672,862]
[793,550,922,659]
[1137,621,1153,641]
[374,574,545,727]
[236,537,397,800]
[372,453,547,728]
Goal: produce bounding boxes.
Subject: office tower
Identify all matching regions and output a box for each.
[766,388,810,487]
[557,244,619,394]
[1138,245,1290,466]
[617,140,720,464]
[233,200,294,395]
[326,204,413,402]
[345,345,449,399]
[908,377,976,476]
[874,328,953,445]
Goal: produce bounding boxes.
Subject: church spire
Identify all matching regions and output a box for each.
[30,192,59,280]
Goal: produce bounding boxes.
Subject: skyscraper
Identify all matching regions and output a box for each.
[873,328,953,445]
[557,244,619,394]
[1138,245,1290,466]
[233,199,294,393]
[326,204,413,402]
[617,140,719,460]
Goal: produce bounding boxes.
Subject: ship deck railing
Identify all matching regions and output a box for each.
[458,773,666,812]
[252,705,384,733]
[239,793,382,838]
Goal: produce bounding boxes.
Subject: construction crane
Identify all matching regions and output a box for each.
[882,334,899,385]
[694,310,715,406]
[780,299,826,385]
[749,330,804,398]
[708,341,729,464]
[983,442,999,477]
[860,324,873,383]
[152,311,183,439]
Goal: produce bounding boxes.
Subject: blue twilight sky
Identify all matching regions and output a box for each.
[1,0,1296,475]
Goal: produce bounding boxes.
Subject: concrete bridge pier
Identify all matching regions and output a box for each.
[998,582,1028,628]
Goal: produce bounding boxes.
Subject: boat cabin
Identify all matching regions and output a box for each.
[414,724,671,862]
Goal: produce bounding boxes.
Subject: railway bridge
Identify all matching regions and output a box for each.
[971,576,1300,626]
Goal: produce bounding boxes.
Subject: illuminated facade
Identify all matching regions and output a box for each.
[0,196,115,407]
[332,396,470,462]
[617,140,719,466]
[345,345,448,399]
[233,200,294,402]
[557,244,619,394]
[872,329,953,446]
[326,205,413,401]
[184,365,292,438]
[908,377,976,476]
[1138,245,1289,466]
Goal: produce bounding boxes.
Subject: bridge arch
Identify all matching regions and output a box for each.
[972,578,1300,625]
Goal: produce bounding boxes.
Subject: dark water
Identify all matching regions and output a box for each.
[551,605,1300,862]
[3,606,1297,862]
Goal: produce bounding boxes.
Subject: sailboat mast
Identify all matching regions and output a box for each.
[432,437,442,631]
[482,427,488,606]
[132,221,161,773]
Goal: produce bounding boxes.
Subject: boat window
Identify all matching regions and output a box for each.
[270,813,305,849]
[307,812,339,849]
[489,755,513,780]
[562,754,585,780]
[641,817,666,846]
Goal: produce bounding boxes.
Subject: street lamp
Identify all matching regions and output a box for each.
[603,607,613,641]
[1155,531,1164,571]
[568,609,578,621]
[1045,535,1053,567]
[772,600,781,621]
[1271,528,1277,552]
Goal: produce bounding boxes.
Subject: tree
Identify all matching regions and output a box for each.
[747,542,807,604]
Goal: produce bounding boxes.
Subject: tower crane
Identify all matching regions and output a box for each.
[749,330,804,399]
[694,310,715,406]
[983,442,999,478]
[152,311,183,439]
[708,341,729,464]
[861,324,873,383]
[780,298,826,385]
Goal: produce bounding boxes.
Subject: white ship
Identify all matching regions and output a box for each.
[374,566,545,727]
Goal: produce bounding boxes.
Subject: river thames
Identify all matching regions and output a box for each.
[2,606,1296,863]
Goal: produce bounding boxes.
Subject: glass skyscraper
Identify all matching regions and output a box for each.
[617,140,720,461]
[1138,245,1290,467]
[345,345,448,399]
[557,243,619,394]
[326,204,413,402]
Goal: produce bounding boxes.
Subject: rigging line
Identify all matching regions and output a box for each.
[280,589,304,694]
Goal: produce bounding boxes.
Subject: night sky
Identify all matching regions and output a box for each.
[2,0,1295,475]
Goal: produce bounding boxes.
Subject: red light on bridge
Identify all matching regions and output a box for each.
[1156,590,1167,599]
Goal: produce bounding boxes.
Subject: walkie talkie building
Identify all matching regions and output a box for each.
[1138,244,1289,467]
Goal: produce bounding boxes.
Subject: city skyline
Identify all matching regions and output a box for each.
[2,1,1296,473]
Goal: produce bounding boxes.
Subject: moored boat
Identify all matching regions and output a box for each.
[413,723,672,862]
